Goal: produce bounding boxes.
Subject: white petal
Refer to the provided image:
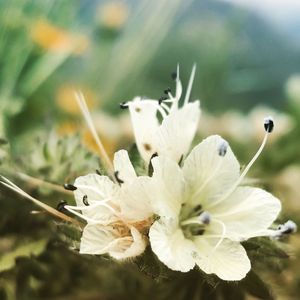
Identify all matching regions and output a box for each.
[74,174,118,205]
[212,187,281,240]
[73,174,119,222]
[193,238,251,281]
[128,97,159,162]
[119,176,154,221]
[149,218,195,272]
[156,102,200,162]
[80,224,116,254]
[183,135,240,207]
[150,156,185,218]
[113,149,136,184]
[109,227,147,260]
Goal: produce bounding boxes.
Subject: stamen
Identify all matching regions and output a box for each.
[148,152,158,176]
[158,96,168,105]
[82,195,89,206]
[114,171,124,184]
[140,100,168,119]
[64,183,77,191]
[75,91,114,177]
[218,140,228,157]
[199,211,210,225]
[208,219,226,254]
[206,117,274,210]
[164,87,171,95]
[57,200,67,212]
[193,204,202,213]
[264,116,274,133]
[64,200,120,224]
[277,220,297,235]
[183,63,196,105]
[181,211,211,226]
[160,102,171,113]
[120,102,129,109]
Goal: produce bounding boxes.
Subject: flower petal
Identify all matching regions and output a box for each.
[149,218,195,272]
[183,135,240,207]
[128,97,159,162]
[113,149,136,184]
[119,176,154,221]
[193,238,251,281]
[80,224,116,254]
[81,225,146,259]
[73,174,119,222]
[156,102,200,162]
[150,156,185,218]
[211,187,281,240]
[74,174,118,205]
[109,227,147,260]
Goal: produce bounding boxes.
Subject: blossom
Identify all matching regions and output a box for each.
[147,130,282,280]
[64,150,153,260]
[122,65,201,163]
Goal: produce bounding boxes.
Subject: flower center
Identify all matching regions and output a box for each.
[179,204,211,238]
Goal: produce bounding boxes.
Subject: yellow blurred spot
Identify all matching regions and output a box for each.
[56,121,78,136]
[30,19,89,55]
[98,2,129,29]
[56,122,117,160]
[82,128,117,160]
[56,85,96,115]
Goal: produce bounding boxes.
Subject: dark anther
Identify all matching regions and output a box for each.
[171,71,177,80]
[114,171,124,184]
[178,155,184,167]
[83,195,89,206]
[191,228,205,236]
[199,212,211,225]
[264,117,274,133]
[193,204,202,213]
[148,152,158,177]
[218,140,228,157]
[120,102,129,109]
[96,169,101,175]
[64,183,77,191]
[57,200,67,212]
[164,87,171,95]
[158,96,168,105]
[277,220,297,235]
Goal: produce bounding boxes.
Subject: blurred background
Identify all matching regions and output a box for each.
[0,0,300,299]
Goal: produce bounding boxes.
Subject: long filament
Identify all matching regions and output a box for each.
[75,91,114,176]
[184,63,196,105]
[206,132,270,210]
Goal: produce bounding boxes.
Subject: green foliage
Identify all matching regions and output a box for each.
[0,239,48,273]
[15,131,99,185]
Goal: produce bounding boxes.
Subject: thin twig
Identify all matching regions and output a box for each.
[17,172,72,195]
[0,176,83,228]
[75,91,115,179]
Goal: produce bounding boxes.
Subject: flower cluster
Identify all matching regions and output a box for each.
[66,66,296,281]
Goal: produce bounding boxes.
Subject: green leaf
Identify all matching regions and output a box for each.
[0,239,48,272]
[243,238,289,259]
[241,271,274,300]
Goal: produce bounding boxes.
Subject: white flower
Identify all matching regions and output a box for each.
[146,134,282,281]
[65,149,154,260]
[123,65,201,163]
